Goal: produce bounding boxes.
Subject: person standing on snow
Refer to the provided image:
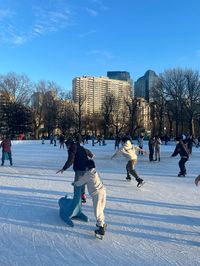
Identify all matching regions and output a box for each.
[171,137,189,177]
[56,138,94,203]
[0,135,13,166]
[111,136,146,187]
[154,135,162,161]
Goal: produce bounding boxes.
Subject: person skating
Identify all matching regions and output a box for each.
[74,159,106,238]
[111,136,146,187]
[194,175,200,186]
[171,137,189,177]
[56,138,94,203]
[0,135,13,166]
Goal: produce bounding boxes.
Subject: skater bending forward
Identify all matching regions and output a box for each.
[111,136,146,187]
[74,159,106,236]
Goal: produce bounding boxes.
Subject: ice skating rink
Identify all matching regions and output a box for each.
[0,140,199,266]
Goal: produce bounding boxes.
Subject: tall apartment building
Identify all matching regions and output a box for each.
[72,76,132,115]
[134,70,158,102]
[107,71,134,96]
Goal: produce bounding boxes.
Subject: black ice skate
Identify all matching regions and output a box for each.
[178,173,185,177]
[95,224,106,240]
[126,176,131,181]
[137,180,145,188]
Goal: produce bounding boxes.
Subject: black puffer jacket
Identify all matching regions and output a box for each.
[62,143,93,171]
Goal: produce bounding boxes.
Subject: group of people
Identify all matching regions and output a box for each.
[1,132,199,237]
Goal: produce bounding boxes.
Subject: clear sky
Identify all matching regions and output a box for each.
[0,0,200,90]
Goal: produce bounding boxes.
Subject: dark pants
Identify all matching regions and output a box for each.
[178,157,188,175]
[126,160,143,182]
[149,148,154,161]
[1,151,12,166]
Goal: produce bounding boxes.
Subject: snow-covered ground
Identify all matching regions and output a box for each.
[0,140,199,266]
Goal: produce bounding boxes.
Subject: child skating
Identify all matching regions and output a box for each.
[74,159,106,239]
[111,136,146,187]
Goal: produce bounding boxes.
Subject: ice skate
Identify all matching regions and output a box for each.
[95,225,106,240]
[137,179,145,188]
[81,193,86,203]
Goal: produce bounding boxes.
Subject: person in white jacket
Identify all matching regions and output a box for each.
[74,159,106,236]
[111,136,146,187]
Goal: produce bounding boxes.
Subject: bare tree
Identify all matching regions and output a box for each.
[159,68,187,137]
[102,93,115,138]
[0,72,33,105]
[182,69,200,135]
[125,98,143,137]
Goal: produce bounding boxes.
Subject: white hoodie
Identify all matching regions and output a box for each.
[112,140,139,161]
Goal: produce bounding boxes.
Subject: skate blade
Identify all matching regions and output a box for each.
[137,181,145,188]
[95,233,104,240]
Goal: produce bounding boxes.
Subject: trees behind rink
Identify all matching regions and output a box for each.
[151,68,200,137]
[0,68,200,139]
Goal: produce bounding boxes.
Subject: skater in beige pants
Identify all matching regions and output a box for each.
[74,159,106,234]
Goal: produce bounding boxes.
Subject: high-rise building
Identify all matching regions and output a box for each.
[107,71,131,82]
[107,71,134,96]
[134,70,158,102]
[72,76,132,115]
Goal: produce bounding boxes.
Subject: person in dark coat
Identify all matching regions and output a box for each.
[56,138,94,203]
[171,137,189,177]
[148,136,155,161]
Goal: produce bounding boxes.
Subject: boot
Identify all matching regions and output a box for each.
[81,193,86,203]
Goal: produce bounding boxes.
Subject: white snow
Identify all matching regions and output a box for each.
[0,140,199,266]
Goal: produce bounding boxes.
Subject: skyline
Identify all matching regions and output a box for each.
[0,0,200,90]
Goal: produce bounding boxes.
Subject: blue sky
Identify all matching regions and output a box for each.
[0,0,200,90]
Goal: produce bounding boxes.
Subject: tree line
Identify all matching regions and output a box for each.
[0,68,200,140]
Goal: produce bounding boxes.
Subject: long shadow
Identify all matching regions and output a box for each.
[0,171,73,183]
[0,192,93,240]
[104,207,200,227]
[0,188,199,246]
[106,196,200,211]
[0,185,67,197]
[108,227,200,247]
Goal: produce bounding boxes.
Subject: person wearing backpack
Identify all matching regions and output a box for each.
[56,138,94,203]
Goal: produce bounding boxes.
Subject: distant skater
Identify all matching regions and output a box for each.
[154,135,162,161]
[111,136,146,187]
[171,137,189,177]
[0,135,13,166]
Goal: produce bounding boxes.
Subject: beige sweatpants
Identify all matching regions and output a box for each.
[92,188,106,227]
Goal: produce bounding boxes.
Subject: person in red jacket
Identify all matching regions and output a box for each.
[0,136,13,166]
